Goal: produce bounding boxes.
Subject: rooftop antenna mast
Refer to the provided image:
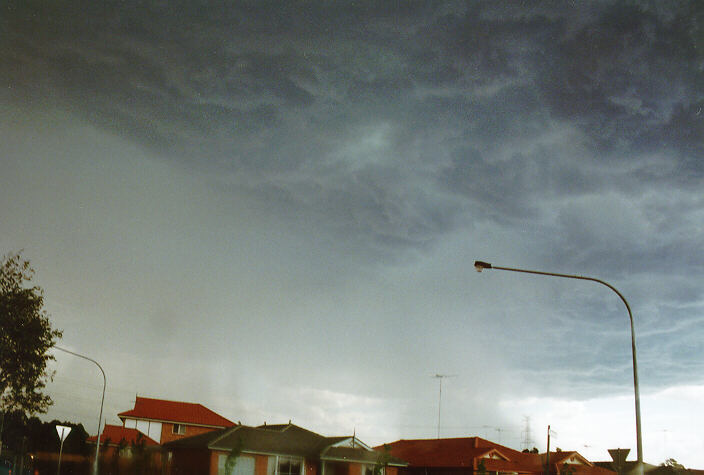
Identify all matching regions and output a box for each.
[432,373,457,438]
[522,416,535,451]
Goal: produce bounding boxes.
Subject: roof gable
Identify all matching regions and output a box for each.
[118,396,234,428]
[479,448,510,461]
[548,452,593,467]
[328,437,373,451]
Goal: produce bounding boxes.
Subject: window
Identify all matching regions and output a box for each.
[172,424,186,435]
[364,466,381,475]
[277,456,303,475]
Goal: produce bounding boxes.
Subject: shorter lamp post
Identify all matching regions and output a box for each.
[54,346,105,475]
[473,261,643,475]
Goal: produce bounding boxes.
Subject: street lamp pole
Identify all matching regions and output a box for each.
[473,261,643,475]
[54,346,105,475]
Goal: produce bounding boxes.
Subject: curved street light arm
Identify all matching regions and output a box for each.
[53,346,105,475]
[474,261,642,475]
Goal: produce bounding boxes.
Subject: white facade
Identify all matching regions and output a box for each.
[123,417,163,443]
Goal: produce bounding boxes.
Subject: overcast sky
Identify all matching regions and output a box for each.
[2,0,703,467]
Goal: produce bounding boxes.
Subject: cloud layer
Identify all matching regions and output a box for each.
[2,0,703,464]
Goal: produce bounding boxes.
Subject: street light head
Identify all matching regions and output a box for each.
[474,260,492,272]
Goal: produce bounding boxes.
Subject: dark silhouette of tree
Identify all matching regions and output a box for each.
[0,414,86,467]
[559,464,575,475]
[1,251,63,415]
[131,431,150,474]
[477,459,487,475]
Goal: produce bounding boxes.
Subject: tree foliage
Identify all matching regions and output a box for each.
[0,410,88,455]
[0,251,62,415]
[224,436,244,475]
[661,458,686,474]
[559,464,576,475]
[375,444,392,475]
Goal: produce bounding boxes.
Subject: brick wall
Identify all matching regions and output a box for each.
[160,422,221,444]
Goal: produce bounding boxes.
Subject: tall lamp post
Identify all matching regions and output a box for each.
[473,261,643,475]
[54,346,105,475]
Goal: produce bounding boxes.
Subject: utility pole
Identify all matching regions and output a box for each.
[546,425,551,475]
[432,374,456,438]
[19,436,26,474]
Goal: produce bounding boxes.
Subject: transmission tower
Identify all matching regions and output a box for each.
[521,416,535,451]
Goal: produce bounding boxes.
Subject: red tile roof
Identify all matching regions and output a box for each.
[380,438,617,475]
[380,437,537,469]
[87,424,158,446]
[118,396,235,428]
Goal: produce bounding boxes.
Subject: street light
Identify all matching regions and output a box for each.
[53,346,105,475]
[474,260,643,475]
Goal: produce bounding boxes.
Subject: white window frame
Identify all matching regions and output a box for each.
[275,456,305,475]
[172,423,186,435]
[363,465,382,475]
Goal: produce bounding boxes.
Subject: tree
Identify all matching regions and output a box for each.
[224,436,243,475]
[374,444,392,475]
[559,464,575,475]
[661,458,686,475]
[0,252,63,415]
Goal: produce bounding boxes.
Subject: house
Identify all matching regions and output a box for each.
[543,451,619,475]
[118,396,236,444]
[162,422,407,475]
[87,424,159,457]
[379,437,616,475]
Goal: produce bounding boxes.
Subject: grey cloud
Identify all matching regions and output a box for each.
[2,1,701,263]
[4,2,704,453]
[536,2,703,159]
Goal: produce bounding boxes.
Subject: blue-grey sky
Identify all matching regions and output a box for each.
[2,0,703,467]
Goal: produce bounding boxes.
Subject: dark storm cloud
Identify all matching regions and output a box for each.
[3,1,703,392]
[4,2,700,218]
[537,3,703,163]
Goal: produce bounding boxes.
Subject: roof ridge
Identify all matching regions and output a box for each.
[136,395,205,406]
[209,424,243,447]
[118,396,235,427]
[399,436,482,442]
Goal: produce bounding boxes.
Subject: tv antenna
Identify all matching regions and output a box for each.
[432,373,457,438]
